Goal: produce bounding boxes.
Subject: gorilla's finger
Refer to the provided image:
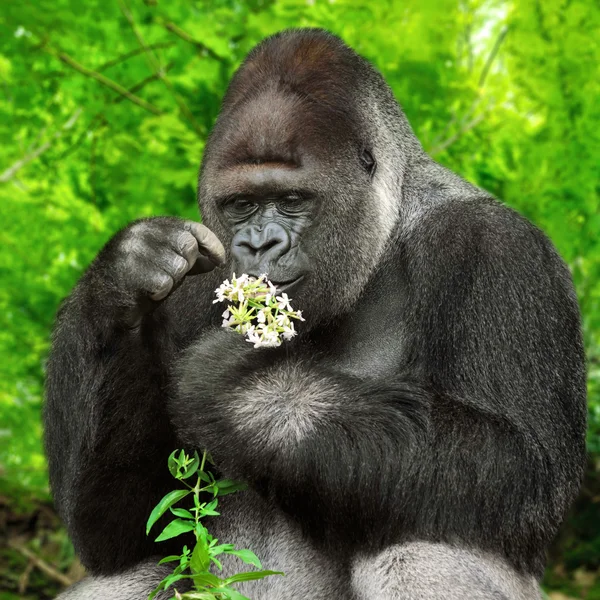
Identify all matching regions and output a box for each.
[177,231,200,267]
[184,221,226,266]
[146,270,174,301]
[187,255,221,276]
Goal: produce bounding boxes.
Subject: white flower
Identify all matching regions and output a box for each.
[261,329,282,348]
[222,314,236,328]
[213,279,232,303]
[282,322,296,340]
[246,329,261,347]
[276,312,289,327]
[276,293,292,311]
[215,273,304,347]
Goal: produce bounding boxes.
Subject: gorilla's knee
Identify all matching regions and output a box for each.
[351,542,542,600]
[55,559,188,600]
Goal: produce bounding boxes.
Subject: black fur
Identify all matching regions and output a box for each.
[45,28,586,597]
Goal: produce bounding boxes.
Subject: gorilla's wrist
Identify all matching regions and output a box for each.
[72,266,154,333]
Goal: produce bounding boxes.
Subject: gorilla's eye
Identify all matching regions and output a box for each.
[278,194,306,216]
[361,149,377,179]
[224,198,257,220]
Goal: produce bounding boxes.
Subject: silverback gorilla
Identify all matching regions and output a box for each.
[45,29,587,599]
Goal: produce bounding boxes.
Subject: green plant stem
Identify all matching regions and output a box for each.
[44,47,162,115]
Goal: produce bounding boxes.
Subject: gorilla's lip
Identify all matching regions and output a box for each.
[270,275,305,293]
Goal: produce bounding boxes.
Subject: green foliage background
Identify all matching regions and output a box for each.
[0,0,598,597]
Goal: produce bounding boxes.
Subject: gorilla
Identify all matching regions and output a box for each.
[45,29,587,599]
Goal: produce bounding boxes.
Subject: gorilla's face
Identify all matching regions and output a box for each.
[198,31,398,325]
[214,165,316,296]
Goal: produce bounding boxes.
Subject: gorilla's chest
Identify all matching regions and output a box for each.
[209,491,354,599]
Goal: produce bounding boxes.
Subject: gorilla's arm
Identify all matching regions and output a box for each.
[175,335,430,529]
[44,218,225,574]
[172,202,586,574]
[45,284,180,574]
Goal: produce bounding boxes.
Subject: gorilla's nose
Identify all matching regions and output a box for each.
[232,222,291,265]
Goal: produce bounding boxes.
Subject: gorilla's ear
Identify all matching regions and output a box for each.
[361,148,377,180]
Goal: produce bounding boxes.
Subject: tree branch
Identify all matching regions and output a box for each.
[44,46,161,115]
[0,109,82,183]
[9,541,75,588]
[18,559,35,594]
[429,25,509,154]
[478,26,509,88]
[117,0,204,137]
[429,113,486,156]
[96,40,175,72]
[161,20,224,62]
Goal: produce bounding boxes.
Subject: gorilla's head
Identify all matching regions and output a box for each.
[199,29,421,324]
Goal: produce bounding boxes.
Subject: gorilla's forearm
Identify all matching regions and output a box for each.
[173,340,425,532]
[45,287,179,574]
[172,332,554,569]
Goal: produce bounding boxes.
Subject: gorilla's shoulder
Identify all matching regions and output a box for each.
[403,175,566,281]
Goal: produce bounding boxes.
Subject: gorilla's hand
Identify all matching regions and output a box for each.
[86,217,226,325]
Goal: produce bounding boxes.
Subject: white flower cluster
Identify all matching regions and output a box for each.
[213,273,305,348]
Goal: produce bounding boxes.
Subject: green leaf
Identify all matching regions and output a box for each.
[155,518,195,542]
[198,469,212,483]
[190,571,222,587]
[163,572,188,589]
[148,578,166,600]
[211,556,223,571]
[223,570,284,585]
[158,555,181,565]
[224,549,262,569]
[180,450,200,479]
[171,507,194,519]
[215,479,248,496]
[190,539,211,573]
[195,521,208,541]
[168,450,182,478]
[212,588,252,600]
[210,543,234,556]
[146,489,191,535]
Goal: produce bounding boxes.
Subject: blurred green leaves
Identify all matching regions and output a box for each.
[0,0,598,517]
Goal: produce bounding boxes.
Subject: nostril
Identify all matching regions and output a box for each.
[234,239,255,253]
[261,238,281,253]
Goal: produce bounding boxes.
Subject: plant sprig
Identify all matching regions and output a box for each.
[147,450,283,600]
[214,273,305,348]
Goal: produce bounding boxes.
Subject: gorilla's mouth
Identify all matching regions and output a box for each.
[271,275,305,293]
